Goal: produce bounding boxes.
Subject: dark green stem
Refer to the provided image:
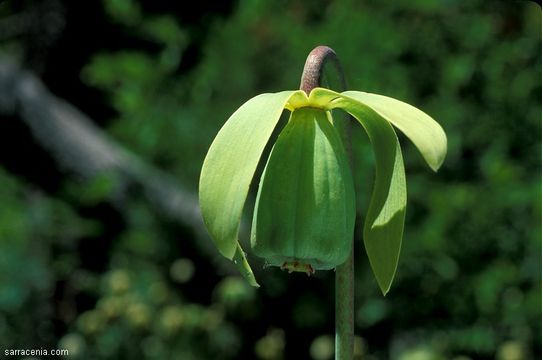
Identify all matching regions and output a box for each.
[300,46,354,360]
[335,252,354,359]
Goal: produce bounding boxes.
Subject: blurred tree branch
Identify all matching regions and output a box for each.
[0,12,33,41]
[0,57,240,274]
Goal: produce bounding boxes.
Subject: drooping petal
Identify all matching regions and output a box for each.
[199,91,301,268]
[329,91,407,295]
[232,243,259,287]
[251,107,356,270]
[342,91,447,171]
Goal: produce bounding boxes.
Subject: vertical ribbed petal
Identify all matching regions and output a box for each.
[251,108,356,270]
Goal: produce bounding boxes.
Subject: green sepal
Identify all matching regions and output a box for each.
[342,91,447,171]
[199,90,303,286]
[313,88,407,295]
[232,244,260,287]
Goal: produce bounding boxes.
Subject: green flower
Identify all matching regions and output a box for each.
[199,87,446,294]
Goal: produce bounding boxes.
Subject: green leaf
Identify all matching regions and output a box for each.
[342,91,447,171]
[199,90,300,262]
[327,90,407,295]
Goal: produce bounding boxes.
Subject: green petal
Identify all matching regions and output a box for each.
[330,92,406,295]
[251,108,356,270]
[307,88,341,109]
[232,244,259,287]
[199,90,300,267]
[342,91,447,171]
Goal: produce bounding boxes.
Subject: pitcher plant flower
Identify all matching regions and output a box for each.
[199,56,446,296]
[199,86,446,294]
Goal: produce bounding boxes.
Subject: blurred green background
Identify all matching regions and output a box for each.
[0,0,540,359]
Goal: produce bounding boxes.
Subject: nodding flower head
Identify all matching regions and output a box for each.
[199,87,446,294]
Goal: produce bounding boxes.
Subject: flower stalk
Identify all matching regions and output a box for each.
[199,42,446,360]
[299,45,354,360]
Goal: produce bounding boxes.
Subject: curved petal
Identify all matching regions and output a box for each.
[199,90,299,265]
[342,91,447,171]
[307,87,341,109]
[330,93,406,295]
